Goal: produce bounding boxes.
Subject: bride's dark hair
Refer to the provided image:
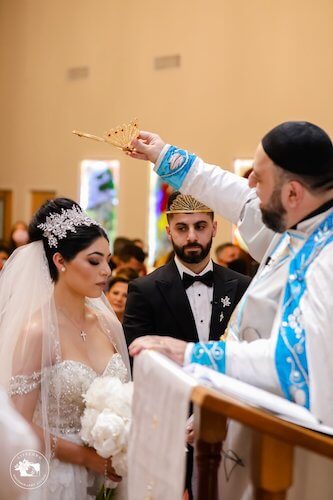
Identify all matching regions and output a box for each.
[29,197,109,281]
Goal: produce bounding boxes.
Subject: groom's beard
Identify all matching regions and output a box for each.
[171,238,213,264]
[260,186,287,233]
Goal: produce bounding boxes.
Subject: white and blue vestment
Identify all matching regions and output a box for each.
[153,144,333,499]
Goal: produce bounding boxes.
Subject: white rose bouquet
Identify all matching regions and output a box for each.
[80,376,133,498]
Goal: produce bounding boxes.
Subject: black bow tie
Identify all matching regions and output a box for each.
[182,270,214,289]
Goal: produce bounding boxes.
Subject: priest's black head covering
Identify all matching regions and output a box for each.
[261,121,333,179]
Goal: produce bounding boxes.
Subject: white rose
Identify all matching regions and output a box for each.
[112,450,128,476]
[83,377,121,411]
[80,408,99,446]
[91,410,127,458]
[104,382,133,419]
[102,378,124,407]
[83,377,133,415]
[124,419,131,436]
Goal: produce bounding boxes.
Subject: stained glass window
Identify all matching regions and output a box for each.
[148,171,173,267]
[80,159,119,244]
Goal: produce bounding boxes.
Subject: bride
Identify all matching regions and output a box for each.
[0,198,131,499]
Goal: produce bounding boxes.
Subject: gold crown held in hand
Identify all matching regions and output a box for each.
[72,119,139,152]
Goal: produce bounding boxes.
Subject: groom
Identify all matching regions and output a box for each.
[123,191,250,498]
[123,191,250,348]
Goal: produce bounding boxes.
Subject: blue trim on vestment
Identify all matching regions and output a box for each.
[190,341,226,373]
[275,212,333,409]
[155,146,197,190]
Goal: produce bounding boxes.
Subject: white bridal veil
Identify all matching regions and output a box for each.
[0,241,131,464]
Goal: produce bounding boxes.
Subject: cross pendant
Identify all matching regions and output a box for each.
[80,330,87,341]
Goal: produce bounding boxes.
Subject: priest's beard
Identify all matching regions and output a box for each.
[260,186,287,233]
[171,238,213,264]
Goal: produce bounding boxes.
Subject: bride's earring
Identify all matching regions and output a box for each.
[61,267,66,273]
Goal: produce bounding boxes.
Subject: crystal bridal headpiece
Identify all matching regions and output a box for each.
[72,119,140,152]
[37,205,101,248]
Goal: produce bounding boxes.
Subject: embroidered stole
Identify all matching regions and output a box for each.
[275,211,333,409]
[224,230,298,341]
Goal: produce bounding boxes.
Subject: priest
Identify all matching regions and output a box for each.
[128,121,333,499]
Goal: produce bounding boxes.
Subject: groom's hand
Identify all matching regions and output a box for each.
[128,131,165,163]
[129,335,187,365]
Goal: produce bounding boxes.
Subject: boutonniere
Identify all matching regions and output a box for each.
[221,296,231,308]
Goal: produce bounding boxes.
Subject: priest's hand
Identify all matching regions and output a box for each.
[128,131,165,163]
[129,335,187,365]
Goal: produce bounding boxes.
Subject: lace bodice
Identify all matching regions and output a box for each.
[9,354,128,435]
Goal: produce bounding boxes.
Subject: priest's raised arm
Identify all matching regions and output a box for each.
[129,131,275,263]
[129,121,333,428]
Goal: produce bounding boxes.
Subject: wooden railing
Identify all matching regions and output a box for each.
[191,385,333,500]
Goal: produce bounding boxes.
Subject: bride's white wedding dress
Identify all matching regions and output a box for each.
[9,353,128,500]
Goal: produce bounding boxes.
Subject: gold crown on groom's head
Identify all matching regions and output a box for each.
[166,193,213,214]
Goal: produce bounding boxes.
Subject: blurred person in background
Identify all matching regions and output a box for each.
[9,221,29,254]
[215,242,240,267]
[0,242,10,271]
[132,237,146,251]
[115,266,139,281]
[116,243,147,276]
[132,238,154,273]
[109,236,132,272]
[215,242,257,277]
[106,276,130,323]
[104,250,140,294]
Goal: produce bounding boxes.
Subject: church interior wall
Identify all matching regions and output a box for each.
[0,0,333,250]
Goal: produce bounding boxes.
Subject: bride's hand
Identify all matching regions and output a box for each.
[82,447,122,482]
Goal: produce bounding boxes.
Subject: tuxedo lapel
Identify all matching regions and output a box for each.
[209,263,240,340]
[156,260,199,342]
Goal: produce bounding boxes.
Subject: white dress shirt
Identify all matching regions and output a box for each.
[174,256,213,343]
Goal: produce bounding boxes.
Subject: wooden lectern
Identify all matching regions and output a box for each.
[191,385,333,500]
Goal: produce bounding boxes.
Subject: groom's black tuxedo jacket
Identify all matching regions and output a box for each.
[123,259,251,346]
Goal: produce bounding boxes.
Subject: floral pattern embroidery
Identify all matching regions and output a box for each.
[275,211,333,409]
[286,307,303,338]
[190,341,226,373]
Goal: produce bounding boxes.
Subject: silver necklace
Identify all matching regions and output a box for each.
[59,308,87,342]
